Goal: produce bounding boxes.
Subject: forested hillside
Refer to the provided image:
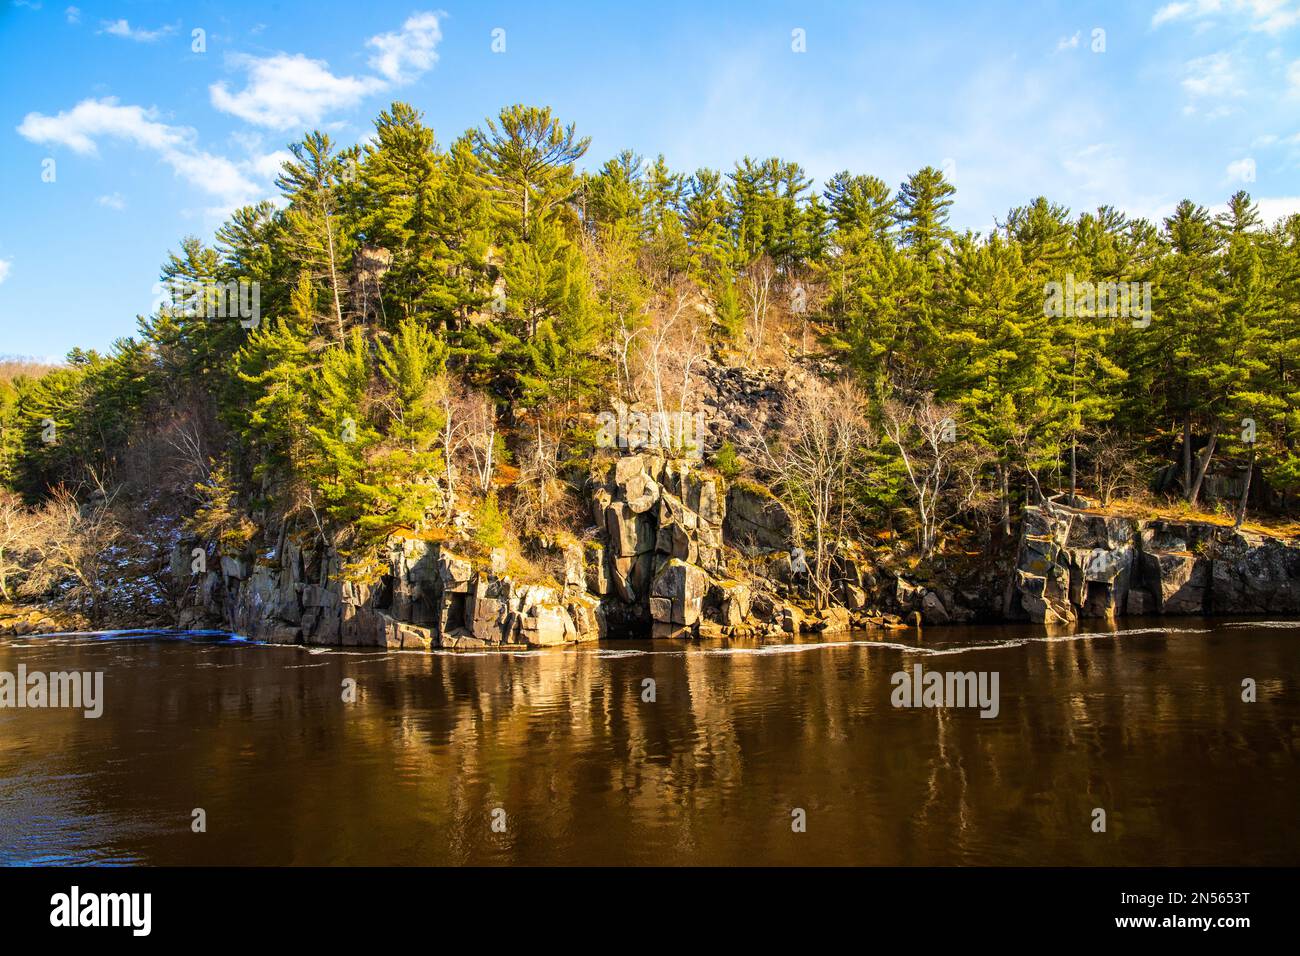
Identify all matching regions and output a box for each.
[1,101,1297,624]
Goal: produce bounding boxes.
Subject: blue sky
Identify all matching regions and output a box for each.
[2,0,1299,358]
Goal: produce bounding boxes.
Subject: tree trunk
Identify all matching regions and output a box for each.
[999,466,1011,537]
[323,204,345,341]
[1188,432,1218,508]
[1069,438,1077,504]
[1182,414,1192,496]
[1233,449,1255,529]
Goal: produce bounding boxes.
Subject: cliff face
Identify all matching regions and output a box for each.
[1008,501,1300,624]
[175,451,828,647]
[172,464,1300,647]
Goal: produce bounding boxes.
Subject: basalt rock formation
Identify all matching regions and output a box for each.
[177,534,607,650]
[174,451,840,647]
[1008,500,1300,624]
[172,469,1300,647]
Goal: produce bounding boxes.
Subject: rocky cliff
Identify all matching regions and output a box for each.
[175,451,853,647]
[1008,500,1300,623]
[172,461,1300,647]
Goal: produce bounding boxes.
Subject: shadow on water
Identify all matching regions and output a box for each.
[0,617,1296,865]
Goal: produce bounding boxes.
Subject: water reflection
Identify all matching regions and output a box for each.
[0,621,1296,865]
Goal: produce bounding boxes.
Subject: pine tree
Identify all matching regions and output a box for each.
[472,105,590,240]
[234,274,319,498]
[305,328,376,525]
[277,131,352,340]
[896,166,956,266]
[1147,199,1226,501]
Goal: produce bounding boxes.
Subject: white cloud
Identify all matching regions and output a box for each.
[210,12,443,129]
[1055,31,1080,52]
[16,97,186,155]
[1182,52,1242,98]
[367,11,442,83]
[18,13,443,227]
[246,149,292,180]
[100,19,175,42]
[1288,59,1300,94]
[16,97,261,209]
[64,5,79,24]
[1153,1,1221,28]
[210,53,384,129]
[0,260,10,285]
[1226,156,1257,181]
[1063,142,1127,196]
[1244,0,1300,33]
[1153,0,1300,33]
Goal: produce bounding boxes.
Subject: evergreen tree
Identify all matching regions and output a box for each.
[896,166,956,265]
[277,131,352,340]
[472,104,590,240]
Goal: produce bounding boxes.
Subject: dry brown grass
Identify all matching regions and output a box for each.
[1084,497,1300,539]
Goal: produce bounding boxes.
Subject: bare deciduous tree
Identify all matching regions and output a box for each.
[881,394,988,557]
[459,391,500,496]
[22,487,124,621]
[1088,428,1149,507]
[739,255,776,363]
[630,283,710,455]
[744,377,870,608]
[438,381,501,515]
[0,492,38,603]
[513,423,563,537]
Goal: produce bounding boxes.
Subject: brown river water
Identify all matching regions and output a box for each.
[0,619,1296,865]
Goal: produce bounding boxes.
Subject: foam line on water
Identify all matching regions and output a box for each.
[1222,620,1300,628]
[569,626,1213,659]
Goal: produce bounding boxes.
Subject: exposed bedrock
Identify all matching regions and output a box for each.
[1008,501,1300,624]
[175,451,847,646]
[174,458,1300,646]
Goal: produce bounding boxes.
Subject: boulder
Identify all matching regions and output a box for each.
[467,576,515,644]
[894,577,925,610]
[650,559,709,626]
[623,472,661,514]
[706,579,752,626]
[605,503,653,557]
[562,541,586,591]
[519,603,572,646]
[437,549,474,593]
[811,606,851,633]
[566,592,606,642]
[1126,588,1155,615]
[220,554,250,580]
[921,591,951,625]
[1209,530,1300,614]
[1015,568,1076,625]
[589,487,612,529]
[695,477,724,527]
[839,582,867,610]
[613,453,661,487]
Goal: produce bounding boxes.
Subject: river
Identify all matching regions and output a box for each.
[1,619,1296,865]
